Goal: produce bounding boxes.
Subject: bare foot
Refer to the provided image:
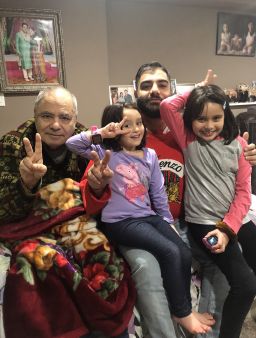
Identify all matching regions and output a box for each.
[173,312,212,334]
[193,311,215,325]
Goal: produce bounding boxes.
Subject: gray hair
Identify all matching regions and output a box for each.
[34,86,78,115]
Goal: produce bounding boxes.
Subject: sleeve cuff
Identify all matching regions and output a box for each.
[19,178,41,197]
[216,221,237,241]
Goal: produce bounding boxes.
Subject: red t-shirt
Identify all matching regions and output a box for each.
[146,130,185,220]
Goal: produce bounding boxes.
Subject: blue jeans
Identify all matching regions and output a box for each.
[119,219,230,338]
[102,215,192,318]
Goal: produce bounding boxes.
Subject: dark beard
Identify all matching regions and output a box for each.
[137,96,161,119]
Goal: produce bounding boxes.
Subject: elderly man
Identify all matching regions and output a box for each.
[0,87,90,223]
[0,87,135,338]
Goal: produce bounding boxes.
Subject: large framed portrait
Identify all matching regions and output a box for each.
[216,12,256,56]
[109,85,136,105]
[0,8,66,93]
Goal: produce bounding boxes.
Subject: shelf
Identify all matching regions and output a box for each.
[229,102,256,109]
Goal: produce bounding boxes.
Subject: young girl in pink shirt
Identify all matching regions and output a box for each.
[160,84,256,338]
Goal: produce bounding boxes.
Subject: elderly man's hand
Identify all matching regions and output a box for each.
[87,150,113,197]
[243,131,256,165]
[19,133,47,190]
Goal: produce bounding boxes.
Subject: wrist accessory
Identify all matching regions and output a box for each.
[216,221,236,241]
[91,125,102,145]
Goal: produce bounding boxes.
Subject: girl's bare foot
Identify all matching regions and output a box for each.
[173,312,212,334]
[193,311,215,325]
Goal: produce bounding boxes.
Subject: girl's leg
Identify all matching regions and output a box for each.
[238,220,256,274]
[189,222,256,338]
[103,216,192,317]
[102,217,212,334]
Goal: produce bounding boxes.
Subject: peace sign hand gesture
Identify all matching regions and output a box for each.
[19,133,47,190]
[100,117,131,139]
[87,150,113,197]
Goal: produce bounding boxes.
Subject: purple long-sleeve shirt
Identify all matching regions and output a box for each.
[66,132,173,224]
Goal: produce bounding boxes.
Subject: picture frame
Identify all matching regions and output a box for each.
[0,8,66,93]
[170,79,177,95]
[216,12,256,57]
[176,83,195,95]
[109,85,136,105]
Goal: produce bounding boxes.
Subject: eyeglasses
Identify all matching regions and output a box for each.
[35,111,75,124]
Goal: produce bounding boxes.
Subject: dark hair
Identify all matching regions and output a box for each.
[101,103,146,151]
[183,84,239,144]
[134,61,171,90]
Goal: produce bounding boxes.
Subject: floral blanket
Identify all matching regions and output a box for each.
[0,179,136,338]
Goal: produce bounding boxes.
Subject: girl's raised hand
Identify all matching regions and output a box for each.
[196,69,217,87]
[101,117,131,139]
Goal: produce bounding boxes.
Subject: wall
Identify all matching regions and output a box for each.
[106,0,256,88]
[0,0,109,135]
[0,0,256,136]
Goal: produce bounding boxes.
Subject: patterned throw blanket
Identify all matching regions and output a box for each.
[0,179,136,338]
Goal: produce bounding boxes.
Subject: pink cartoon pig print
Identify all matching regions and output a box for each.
[115,163,147,202]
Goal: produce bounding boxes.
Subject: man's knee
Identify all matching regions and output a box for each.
[119,246,163,287]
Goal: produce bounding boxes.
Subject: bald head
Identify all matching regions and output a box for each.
[34,86,78,116]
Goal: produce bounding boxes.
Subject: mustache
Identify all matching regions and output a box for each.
[150,92,161,99]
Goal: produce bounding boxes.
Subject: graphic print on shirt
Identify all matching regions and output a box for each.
[159,158,184,204]
[115,162,147,202]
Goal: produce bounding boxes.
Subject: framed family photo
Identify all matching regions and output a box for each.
[170,79,177,95]
[216,12,256,56]
[0,8,66,93]
[109,85,136,105]
[175,83,195,95]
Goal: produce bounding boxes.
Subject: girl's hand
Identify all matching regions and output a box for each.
[87,150,113,197]
[203,229,229,254]
[195,69,217,87]
[101,118,131,139]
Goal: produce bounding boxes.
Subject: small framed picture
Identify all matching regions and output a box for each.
[176,83,195,95]
[170,79,177,95]
[109,85,136,105]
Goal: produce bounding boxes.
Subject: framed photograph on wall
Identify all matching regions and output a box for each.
[176,83,195,95]
[216,12,256,56]
[0,8,66,93]
[170,79,177,95]
[109,85,136,105]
